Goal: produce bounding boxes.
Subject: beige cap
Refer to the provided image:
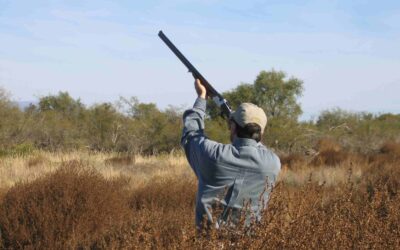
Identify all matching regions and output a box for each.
[230,103,267,132]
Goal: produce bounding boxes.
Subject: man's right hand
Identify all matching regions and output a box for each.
[194,79,207,99]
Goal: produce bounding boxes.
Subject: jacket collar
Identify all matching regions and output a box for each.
[232,137,259,147]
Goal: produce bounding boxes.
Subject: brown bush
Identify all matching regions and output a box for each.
[369,141,400,165]
[60,159,86,168]
[362,162,400,201]
[280,153,306,169]
[0,166,132,249]
[135,167,398,249]
[130,177,196,210]
[128,178,197,248]
[1,153,400,249]
[124,161,399,248]
[105,155,135,167]
[26,154,49,168]
[0,188,6,204]
[310,138,363,166]
[380,141,400,156]
[316,138,342,152]
[311,149,349,166]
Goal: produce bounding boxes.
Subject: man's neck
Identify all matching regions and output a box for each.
[232,137,258,147]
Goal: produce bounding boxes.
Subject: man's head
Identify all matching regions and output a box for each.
[229,103,267,142]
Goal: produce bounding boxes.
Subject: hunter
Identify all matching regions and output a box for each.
[181,79,281,230]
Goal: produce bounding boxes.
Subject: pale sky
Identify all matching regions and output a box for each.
[1,0,399,119]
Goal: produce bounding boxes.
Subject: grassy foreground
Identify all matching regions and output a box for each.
[0,144,399,249]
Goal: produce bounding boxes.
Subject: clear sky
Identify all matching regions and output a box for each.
[1,0,399,119]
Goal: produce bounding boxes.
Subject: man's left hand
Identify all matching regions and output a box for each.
[194,79,207,99]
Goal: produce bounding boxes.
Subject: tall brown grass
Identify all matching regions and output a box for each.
[0,141,399,249]
[0,163,133,249]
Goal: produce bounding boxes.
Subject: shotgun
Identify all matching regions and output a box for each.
[158,30,232,118]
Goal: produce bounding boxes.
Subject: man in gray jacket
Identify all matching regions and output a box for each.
[181,79,281,230]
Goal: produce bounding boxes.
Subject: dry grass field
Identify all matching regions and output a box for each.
[0,142,399,249]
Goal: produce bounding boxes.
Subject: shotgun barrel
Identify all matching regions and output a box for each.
[158,30,232,118]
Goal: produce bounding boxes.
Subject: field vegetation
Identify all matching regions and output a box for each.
[1,70,399,155]
[0,141,399,248]
[0,70,399,248]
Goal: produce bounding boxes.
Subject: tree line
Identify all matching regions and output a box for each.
[1,70,399,155]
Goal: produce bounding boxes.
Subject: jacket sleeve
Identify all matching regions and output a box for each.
[181,97,221,177]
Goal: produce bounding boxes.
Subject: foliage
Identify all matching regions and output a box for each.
[253,70,303,120]
[86,103,122,150]
[315,109,400,153]
[208,70,304,121]
[206,70,306,152]
[0,68,399,155]
[38,91,84,117]
[0,87,24,151]
[0,149,400,248]
[0,163,132,249]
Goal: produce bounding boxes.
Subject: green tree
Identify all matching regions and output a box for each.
[207,83,255,118]
[117,97,182,154]
[254,70,303,120]
[206,70,304,150]
[208,70,303,121]
[131,102,181,154]
[28,92,88,150]
[0,87,26,153]
[86,103,123,151]
[317,108,363,129]
[39,91,85,118]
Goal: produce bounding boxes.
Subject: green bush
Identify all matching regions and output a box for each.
[0,70,399,154]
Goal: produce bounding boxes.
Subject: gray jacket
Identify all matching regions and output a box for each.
[181,97,281,228]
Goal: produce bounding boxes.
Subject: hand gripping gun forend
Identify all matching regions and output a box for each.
[158,30,232,119]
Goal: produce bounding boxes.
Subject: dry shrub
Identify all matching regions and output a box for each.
[156,166,399,249]
[0,166,132,249]
[128,162,165,176]
[130,177,196,210]
[256,172,400,249]
[128,178,197,248]
[380,141,400,155]
[0,188,7,204]
[316,138,342,152]
[363,163,400,201]
[123,161,400,248]
[26,154,49,168]
[1,152,400,249]
[60,159,86,168]
[105,155,135,167]
[217,163,399,249]
[311,138,353,166]
[280,153,306,169]
[312,150,349,166]
[369,141,400,165]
